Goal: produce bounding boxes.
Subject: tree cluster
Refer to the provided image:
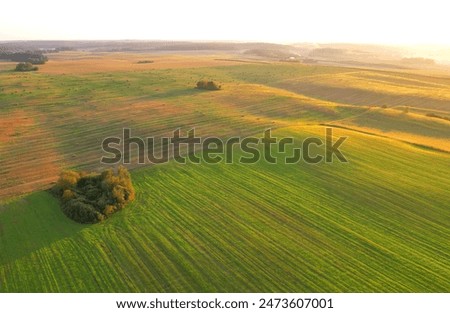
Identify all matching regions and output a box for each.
[52,166,135,224]
[196,80,221,90]
[15,62,38,72]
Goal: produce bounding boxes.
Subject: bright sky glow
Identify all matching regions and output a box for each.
[1,0,449,46]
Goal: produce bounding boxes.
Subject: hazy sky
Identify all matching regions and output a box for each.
[1,0,449,45]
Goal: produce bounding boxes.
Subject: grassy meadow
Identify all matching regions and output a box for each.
[0,52,449,292]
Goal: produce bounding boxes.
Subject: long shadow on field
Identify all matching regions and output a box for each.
[274,81,450,112]
[340,111,450,139]
[150,88,204,99]
[0,191,87,266]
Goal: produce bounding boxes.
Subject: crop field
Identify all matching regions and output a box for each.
[0,52,449,292]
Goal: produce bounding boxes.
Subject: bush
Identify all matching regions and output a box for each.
[103,205,116,216]
[57,170,80,189]
[196,80,221,90]
[62,189,75,201]
[52,166,135,224]
[15,62,38,72]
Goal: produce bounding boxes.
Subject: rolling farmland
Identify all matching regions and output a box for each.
[0,52,449,292]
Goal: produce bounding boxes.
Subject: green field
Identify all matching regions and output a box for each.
[1,126,449,292]
[0,53,449,292]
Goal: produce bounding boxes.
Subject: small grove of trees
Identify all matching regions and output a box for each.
[15,62,38,72]
[52,166,135,224]
[196,80,221,90]
[27,54,48,65]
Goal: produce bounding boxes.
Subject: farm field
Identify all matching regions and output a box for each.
[0,52,449,292]
[1,126,449,292]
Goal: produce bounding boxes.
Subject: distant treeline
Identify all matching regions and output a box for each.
[0,52,48,64]
[0,40,295,53]
[243,48,300,60]
[401,57,436,65]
